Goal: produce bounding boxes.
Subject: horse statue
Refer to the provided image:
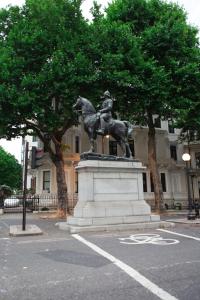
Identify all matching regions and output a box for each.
[73,96,133,158]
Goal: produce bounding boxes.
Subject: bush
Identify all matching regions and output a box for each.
[0,185,12,208]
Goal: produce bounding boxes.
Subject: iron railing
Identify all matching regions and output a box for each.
[3,193,78,213]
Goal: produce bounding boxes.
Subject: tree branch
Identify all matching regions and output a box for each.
[25,119,56,159]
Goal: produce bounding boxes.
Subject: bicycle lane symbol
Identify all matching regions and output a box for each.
[119,234,179,245]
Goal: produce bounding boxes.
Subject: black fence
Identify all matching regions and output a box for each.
[3,193,78,213]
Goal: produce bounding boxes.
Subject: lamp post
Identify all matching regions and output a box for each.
[22,141,29,230]
[182,153,195,220]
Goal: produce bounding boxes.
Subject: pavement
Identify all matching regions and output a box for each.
[1,210,200,237]
[0,211,200,300]
[161,210,200,224]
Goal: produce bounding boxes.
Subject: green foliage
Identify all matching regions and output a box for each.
[87,0,200,211]
[0,0,92,141]
[0,184,12,197]
[90,1,104,22]
[0,0,199,137]
[0,0,93,215]
[0,147,22,189]
[90,0,200,126]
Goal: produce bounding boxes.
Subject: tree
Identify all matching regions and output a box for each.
[0,147,22,189]
[89,0,200,211]
[0,0,93,217]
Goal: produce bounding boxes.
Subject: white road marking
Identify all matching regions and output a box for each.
[157,229,200,241]
[119,234,179,245]
[16,237,71,244]
[72,234,178,300]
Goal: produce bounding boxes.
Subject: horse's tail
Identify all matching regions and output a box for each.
[123,121,134,139]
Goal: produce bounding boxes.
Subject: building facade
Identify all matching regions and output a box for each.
[25,120,200,210]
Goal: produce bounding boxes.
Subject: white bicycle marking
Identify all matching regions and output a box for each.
[119,234,179,245]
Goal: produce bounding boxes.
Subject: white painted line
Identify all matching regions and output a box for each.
[157,229,200,241]
[16,237,71,244]
[72,234,178,300]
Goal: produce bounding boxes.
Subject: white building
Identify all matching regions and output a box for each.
[25,120,200,210]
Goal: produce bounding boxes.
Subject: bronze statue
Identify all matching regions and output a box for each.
[73,92,133,158]
[97,90,113,135]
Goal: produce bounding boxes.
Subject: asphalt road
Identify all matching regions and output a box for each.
[0,214,200,300]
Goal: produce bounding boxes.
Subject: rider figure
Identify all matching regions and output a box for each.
[97,90,113,135]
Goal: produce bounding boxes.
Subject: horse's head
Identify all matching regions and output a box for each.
[73,95,96,117]
[73,96,82,111]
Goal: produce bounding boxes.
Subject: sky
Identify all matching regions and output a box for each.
[0,0,200,163]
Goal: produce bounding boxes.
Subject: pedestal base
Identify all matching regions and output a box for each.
[66,158,162,233]
[58,220,174,233]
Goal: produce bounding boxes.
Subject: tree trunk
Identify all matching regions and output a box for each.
[52,142,68,218]
[148,124,164,213]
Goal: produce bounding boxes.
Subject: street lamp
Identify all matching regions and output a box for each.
[182,153,195,220]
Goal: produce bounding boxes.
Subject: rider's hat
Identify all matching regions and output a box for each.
[103,90,111,98]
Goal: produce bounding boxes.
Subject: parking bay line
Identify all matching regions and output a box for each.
[72,234,178,300]
[16,237,72,244]
[157,229,200,241]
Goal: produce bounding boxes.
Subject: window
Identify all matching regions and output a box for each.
[150,173,154,192]
[43,171,50,192]
[142,173,147,192]
[75,171,78,193]
[75,136,80,153]
[170,145,177,161]
[32,135,37,142]
[195,152,200,169]
[154,117,161,128]
[160,173,166,192]
[109,141,118,156]
[129,140,135,157]
[168,121,175,133]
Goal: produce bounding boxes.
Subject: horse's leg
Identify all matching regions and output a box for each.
[120,124,133,158]
[118,139,127,157]
[111,130,129,158]
[88,136,95,153]
[87,131,95,153]
[125,143,133,159]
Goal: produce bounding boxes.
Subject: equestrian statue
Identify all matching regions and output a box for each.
[73,91,133,158]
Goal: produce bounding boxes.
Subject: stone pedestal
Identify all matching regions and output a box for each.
[66,158,162,232]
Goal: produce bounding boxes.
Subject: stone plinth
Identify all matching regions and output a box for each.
[66,158,160,232]
[9,225,43,236]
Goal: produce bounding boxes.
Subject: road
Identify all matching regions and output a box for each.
[0,214,200,300]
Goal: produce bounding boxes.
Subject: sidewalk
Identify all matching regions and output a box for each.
[0,211,199,239]
[160,209,200,224]
[0,212,68,238]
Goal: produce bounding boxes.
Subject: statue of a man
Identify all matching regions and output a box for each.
[97,90,113,135]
